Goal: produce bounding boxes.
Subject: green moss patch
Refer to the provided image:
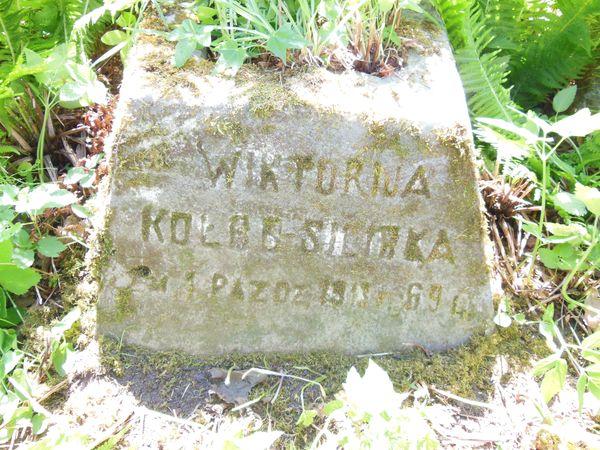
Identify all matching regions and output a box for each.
[101,324,547,444]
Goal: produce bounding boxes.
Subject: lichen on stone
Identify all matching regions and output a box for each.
[204,114,250,145]
[115,287,135,321]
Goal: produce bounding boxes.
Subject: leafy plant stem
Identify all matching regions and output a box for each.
[560,215,599,306]
[36,94,58,183]
[528,136,567,281]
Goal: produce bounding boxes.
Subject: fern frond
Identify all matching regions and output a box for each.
[0,0,25,64]
[475,0,526,52]
[430,0,471,47]
[433,1,518,121]
[509,0,600,107]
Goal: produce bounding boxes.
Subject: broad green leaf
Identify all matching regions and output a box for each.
[71,204,90,219]
[79,170,96,188]
[64,167,86,185]
[169,20,212,46]
[552,85,577,113]
[101,30,128,46]
[16,184,77,215]
[0,266,41,295]
[0,328,17,351]
[0,224,22,249]
[0,239,12,263]
[25,44,73,89]
[175,38,197,68]
[588,376,600,400]
[0,307,25,327]
[581,330,600,351]
[552,108,600,137]
[533,354,561,377]
[0,289,6,318]
[13,229,32,249]
[540,359,567,403]
[575,183,600,216]
[9,368,33,399]
[51,341,74,377]
[582,329,600,349]
[0,146,19,155]
[545,223,586,241]
[50,307,81,337]
[0,391,20,432]
[383,26,402,47]
[539,244,579,271]
[379,0,395,13]
[266,24,307,63]
[1,350,23,379]
[196,6,217,21]
[323,399,344,415]
[478,117,540,143]
[520,220,543,239]
[116,11,136,28]
[37,236,66,258]
[31,414,47,435]
[296,409,317,428]
[84,153,103,169]
[552,192,587,216]
[12,247,34,268]
[215,41,247,74]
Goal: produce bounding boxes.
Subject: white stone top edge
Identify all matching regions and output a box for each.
[118,24,472,133]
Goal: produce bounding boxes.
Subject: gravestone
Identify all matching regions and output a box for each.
[96,24,494,355]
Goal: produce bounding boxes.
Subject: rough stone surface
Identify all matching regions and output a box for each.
[97,24,494,355]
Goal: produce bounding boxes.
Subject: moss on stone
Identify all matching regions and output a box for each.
[115,287,135,321]
[100,324,548,440]
[98,335,125,377]
[246,78,306,119]
[118,145,172,172]
[91,229,114,283]
[363,120,422,156]
[125,173,152,188]
[204,115,250,145]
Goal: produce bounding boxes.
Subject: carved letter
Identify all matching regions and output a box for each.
[250,281,267,302]
[428,229,455,263]
[405,283,422,310]
[262,216,281,250]
[171,212,191,245]
[211,273,227,296]
[142,206,166,242]
[185,271,195,301]
[205,151,241,188]
[301,220,324,253]
[316,158,336,194]
[274,281,290,303]
[349,282,370,308]
[200,214,220,248]
[260,156,279,191]
[320,279,345,306]
[229,214,249,249]
[402,165,430,198]
[429,284,442,311]
[230,278,245,301]
[344,158,363,194]
[404,228,425,263]
[291,155,314,191]
[367,225,400,259]
[371,161,402,197]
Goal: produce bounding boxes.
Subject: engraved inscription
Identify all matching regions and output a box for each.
[139,206,456,265]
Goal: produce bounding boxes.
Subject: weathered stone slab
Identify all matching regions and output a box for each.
[97,25,494,355]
